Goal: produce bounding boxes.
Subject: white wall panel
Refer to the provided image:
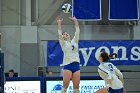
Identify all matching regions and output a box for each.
[134,24,140,40]
[0,26,21,75]
[21,26,37,43]
[1,0,19,25]
[38,25,130,40]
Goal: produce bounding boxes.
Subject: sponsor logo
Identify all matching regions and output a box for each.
[51,84,63,93]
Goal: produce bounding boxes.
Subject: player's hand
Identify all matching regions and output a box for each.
[105,86,110,91]
[123,88,126,93]
[57,16,63,23]
[95,88,109,93]
[69,16,77,22]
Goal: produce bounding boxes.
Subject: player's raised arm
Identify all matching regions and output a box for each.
[56,16,64,46]
[69,16,80,43]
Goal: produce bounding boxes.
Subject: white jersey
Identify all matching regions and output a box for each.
[98,62,123,89]
[58,27,80,66]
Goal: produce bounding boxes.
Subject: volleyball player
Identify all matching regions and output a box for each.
[57,16,80,93]
[96,51,126,93]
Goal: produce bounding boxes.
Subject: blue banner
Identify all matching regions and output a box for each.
[109,0,139,20]
[47,40,140,66]
[72,0,101,21]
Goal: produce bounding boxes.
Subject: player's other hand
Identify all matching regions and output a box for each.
[69,16,77,22]
[95,87,109,93]
[105,86,110,91]
[123,88,126,93]
[57,16,63,23]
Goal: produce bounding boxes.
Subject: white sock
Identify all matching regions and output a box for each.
[74,89,79,93]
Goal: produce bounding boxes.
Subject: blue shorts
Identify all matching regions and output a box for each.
[108,87,123,93]
[63,62,80,73]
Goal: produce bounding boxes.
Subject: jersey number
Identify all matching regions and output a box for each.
[108,64,113,71]
[71,45,74,50]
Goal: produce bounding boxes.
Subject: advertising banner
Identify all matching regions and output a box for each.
[46,80,105,93]
[47,40,140,66]
[4,81,41,93]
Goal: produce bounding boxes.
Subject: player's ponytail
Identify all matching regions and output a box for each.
[100,51,117,62]
[109,53,117,59]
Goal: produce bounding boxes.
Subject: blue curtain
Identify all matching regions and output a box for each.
[109,0,139,20]
[72,0,101,21]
